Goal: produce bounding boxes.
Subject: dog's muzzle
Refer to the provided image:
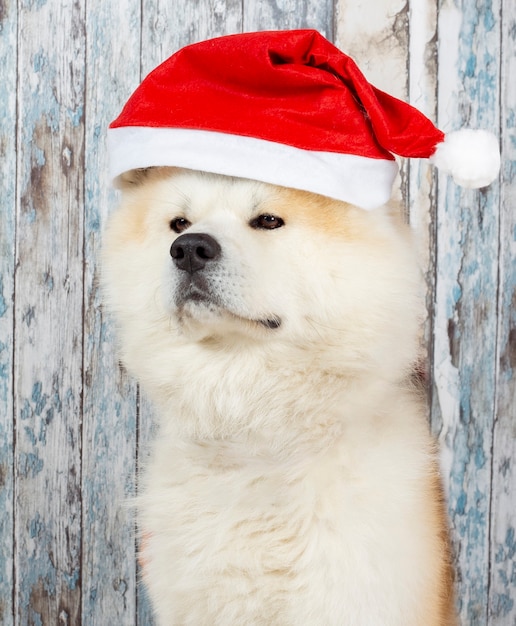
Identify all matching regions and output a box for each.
[170,232,282,330]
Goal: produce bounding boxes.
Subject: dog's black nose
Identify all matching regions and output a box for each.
[170,233,221,274]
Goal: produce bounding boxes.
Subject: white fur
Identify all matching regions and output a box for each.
[102,169,454,625]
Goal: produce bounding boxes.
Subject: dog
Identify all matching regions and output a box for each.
[102,166,456,625]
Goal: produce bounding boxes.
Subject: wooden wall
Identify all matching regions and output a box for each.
[0,0,514,623]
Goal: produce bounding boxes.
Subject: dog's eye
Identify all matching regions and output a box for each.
[250,214,285,230]
[170,217,192,233]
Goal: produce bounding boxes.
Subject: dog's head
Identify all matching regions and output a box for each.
[103,167,421,388]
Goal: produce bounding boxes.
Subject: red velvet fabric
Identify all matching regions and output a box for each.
[110,30,444,161]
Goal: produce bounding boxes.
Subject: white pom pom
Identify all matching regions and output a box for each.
[430,129,500,188]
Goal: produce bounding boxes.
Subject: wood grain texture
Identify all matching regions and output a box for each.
[433,0,501,623]
[406,0,439,449]
[1,0,513,624]
[81,0,142,622]
[407,0,438,307]
[244,0,334,38]
[0,0,17,623]
[488,0,516,620]
[336,0,408,99]
[141,0,242,77]
[14,0,85,622]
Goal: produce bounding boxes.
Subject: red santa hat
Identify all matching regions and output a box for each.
[108,29,500,210]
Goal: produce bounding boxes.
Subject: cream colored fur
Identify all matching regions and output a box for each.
[102,168,455,625]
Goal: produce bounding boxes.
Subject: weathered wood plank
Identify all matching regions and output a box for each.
[140,0,242,77]
[336,0,408,98]
[407,0,438,322]
[406,3,440,507]
[0,0,17,623]
[488,0,516,620]
[14,0,85,622]
[433,0,501,623]
[244,0,334,38]
[81,0,142,623]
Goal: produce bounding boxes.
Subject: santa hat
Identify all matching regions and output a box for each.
[108,30,500,210]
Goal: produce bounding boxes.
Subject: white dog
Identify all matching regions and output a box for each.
[102,166,455,625]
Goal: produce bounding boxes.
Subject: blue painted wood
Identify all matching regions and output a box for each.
[488,0,516,620]
[140,0,242,77]
[0,0,17,623]
[13,1,85,623]
[407,0,439,370]
[244,0,335,39]
[432,0,501,623]
[81,0,142,622]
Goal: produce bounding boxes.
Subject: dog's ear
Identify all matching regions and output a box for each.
[114,167,155,189]
[114,166,177,190]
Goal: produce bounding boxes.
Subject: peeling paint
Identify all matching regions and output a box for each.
[66,104,83,128]
[29,512,44,539]
[18,452,44,478]
[505,527,516,560]
[63,569,80,591]
[32,381,48,416]
[21,0,48,10]
[491,593,515,617]
[434,0,501,615]
[0,276,7,317]
[22,305,35,327]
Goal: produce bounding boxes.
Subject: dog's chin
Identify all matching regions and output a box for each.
[174,298,282,341]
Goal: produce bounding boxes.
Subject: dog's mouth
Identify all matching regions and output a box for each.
[176,280,214,305]
[174,279,281,331]
[258,316,282,329]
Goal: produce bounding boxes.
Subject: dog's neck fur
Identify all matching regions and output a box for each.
[143,337,417,463]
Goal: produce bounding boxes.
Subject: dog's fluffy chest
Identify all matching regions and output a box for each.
[140,417,439,626]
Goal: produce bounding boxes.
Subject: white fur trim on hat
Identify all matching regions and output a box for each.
[108,127,399,210]
[430,129,500,189]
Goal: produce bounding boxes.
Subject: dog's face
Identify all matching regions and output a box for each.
[103,167,421,386]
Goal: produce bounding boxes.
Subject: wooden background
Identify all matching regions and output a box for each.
[0,0,514,623]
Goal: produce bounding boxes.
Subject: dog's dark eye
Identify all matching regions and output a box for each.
[170,217,192,233]
[250,214,285,230]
